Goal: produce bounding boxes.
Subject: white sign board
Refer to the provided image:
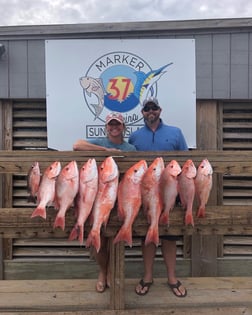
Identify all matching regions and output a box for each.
[45,39,196,150]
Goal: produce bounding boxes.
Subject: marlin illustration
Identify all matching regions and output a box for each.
[80,76,106,119]
[134,63,173,105]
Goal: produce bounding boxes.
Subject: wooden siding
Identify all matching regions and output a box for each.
[0,99,248,280]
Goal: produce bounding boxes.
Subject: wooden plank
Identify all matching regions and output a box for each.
[0,206,252,238]
[0,307,251,315]
[191,235,217,276]
[110,239,125,309]
[1,150,252,175]
[0,236,3,280]
[1,206,252,238]
[0,277,251,312]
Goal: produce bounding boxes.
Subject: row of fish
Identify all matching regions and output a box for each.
[27,157,213,251]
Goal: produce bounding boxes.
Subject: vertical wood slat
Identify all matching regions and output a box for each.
[109,238,125,310]
[2,100,13,268]
[193,101,219,276]
[0,236,3,279]
[191,235,218,276]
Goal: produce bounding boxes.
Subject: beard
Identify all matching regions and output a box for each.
[144,113,160,125]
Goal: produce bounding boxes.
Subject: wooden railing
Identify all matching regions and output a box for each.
[0,150,252,310]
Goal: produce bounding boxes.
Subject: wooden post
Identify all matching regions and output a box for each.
[109,237,125,310]
[192,100,219,276]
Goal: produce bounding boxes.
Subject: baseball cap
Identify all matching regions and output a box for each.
[105,112,124,125]
[142,96,160,108]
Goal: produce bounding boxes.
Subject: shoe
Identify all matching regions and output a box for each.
[168,280,187,297]
[135,279,153,296]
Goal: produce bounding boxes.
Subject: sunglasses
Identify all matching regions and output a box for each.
[142,105,160,112]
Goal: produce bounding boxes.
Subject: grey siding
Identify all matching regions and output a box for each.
[230,33,249,99]
[0,18,252,100]
[213,34,230,99]
[195,35,213,99]
[9,41,28,97]
[28,40,45,98]
[0,40,8,98]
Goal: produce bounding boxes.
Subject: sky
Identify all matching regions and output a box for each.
[1,0,252,27]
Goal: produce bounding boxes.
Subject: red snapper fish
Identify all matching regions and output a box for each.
[69,158,98,244]
[31,161,61,219]
[178,159,197,226]
[86,156,119,252]
[27,161,41,203]
[159,160,182,226]
[141,157,164,246]
[194,159,213,218]
[53,160,79,230]
[113,159,148,247]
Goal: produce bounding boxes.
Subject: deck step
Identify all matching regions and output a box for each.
[0,277,251,314]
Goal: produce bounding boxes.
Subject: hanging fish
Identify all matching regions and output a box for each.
[69,158,98,244]
[27,161,41,203]
[31,161,61,219]
[195,159,213,218]
[86,156,119,253]
[178,159,197,226]
[141,157,164,246]
[114,159,148,247]
[53,161,79,231]
[159,160,181,226]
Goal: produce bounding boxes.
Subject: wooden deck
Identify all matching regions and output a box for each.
[0,277,251,314]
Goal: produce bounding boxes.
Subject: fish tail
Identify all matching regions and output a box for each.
[145,227,159,247]
[31,206,46,219]
[159,211,170,226]
[113,225,133,247]
[196,206,206,218]
[185,209,194,226]
[91,103,103,119]
[53,215,65,230]
[86,230,101,253]
[68,225,79,241]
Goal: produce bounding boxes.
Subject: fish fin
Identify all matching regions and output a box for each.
[53,215,65,230]
[86,230,101,253]
[68,225,78,241]
[113,226,133,247]
[185,210,194,227]
[196,206,206,218]
[145,227,159,247]
[159,211,170,226]
[31,206,46,219]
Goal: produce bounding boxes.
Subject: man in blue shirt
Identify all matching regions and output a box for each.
[129,97,187,298]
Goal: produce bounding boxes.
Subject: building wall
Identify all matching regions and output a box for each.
[0,18,252,100]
